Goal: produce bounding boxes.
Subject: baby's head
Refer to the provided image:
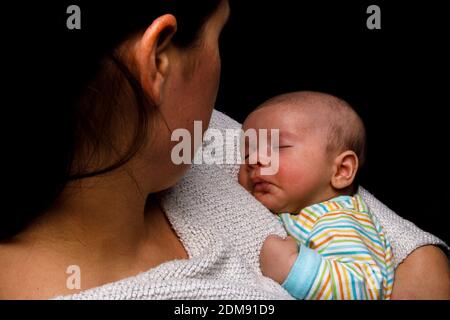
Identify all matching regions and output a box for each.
[238,91,366,214]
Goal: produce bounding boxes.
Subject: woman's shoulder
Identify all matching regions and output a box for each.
[392,245,450,299]
[0,241,66,299]
[358,187,449,266]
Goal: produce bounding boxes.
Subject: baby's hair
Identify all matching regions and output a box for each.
[256,90,367,169]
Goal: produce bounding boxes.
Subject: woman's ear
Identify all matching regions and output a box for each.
[134,14,177,105]
[331,150,359,190]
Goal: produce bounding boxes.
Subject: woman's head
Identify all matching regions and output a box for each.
[4,0,229,240]
[128,1,230,191]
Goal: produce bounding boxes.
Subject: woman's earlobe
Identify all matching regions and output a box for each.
[134,14,178,105]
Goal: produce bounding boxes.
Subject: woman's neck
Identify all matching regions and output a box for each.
[19,169,159,259]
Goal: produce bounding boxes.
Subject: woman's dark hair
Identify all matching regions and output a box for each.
[3,0,222,241]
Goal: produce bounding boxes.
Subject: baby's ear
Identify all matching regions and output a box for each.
[330,151,359,190]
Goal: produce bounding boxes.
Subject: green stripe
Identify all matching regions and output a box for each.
[303,207,320,219]
[328,261,338,299]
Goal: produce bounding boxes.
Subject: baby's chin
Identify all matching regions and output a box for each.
[256,195,303,214]
[253,192,289,214]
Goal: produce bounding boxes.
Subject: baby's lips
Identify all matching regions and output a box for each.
[253,181,273,193]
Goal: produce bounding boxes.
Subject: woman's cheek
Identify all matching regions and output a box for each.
[207,49,221,104]
[192,48,221,126]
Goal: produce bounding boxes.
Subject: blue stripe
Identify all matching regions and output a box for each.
[325,244,374,251]
[308,224,383,247]
[322,250,374,257]
[319,203,328,213]
[349,272,359,299]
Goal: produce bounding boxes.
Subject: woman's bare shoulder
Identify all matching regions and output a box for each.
[0,241,26,298]
[392,245,450,300]
[0,240,69,299]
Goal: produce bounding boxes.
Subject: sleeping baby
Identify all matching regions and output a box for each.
[238,91,394,300]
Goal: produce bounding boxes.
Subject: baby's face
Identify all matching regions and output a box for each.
[238,104,334,213]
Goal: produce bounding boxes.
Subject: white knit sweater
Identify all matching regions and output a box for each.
[57,110,448,300]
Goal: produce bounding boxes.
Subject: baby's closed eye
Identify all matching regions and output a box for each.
[273,145,293,151]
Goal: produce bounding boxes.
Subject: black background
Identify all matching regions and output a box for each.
[216,1,449,244]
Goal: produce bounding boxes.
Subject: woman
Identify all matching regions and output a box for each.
[1,0,449,299]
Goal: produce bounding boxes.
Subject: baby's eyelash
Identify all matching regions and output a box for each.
[244,146,292,160]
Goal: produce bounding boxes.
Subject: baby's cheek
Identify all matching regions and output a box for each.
[276,161,305,189]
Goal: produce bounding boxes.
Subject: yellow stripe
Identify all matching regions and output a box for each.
[342,265,352,299]
[323,285,332,300]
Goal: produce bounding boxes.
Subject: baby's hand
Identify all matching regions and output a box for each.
[260,235,299,284]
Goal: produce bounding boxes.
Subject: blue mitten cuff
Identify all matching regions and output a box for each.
[281,245,322,299]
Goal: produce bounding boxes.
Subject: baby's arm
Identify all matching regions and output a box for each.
[259,235,299,285]
[261,212,392,300]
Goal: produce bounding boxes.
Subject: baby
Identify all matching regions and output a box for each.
[238,91,394,300]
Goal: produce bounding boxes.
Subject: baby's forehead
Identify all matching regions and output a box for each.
[244,102,328,129]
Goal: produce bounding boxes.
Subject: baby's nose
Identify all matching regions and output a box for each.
[247,152,271,168]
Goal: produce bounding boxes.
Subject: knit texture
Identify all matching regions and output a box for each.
[56,110,448,300]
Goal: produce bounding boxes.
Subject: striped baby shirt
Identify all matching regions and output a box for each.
[279,194,394,300]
